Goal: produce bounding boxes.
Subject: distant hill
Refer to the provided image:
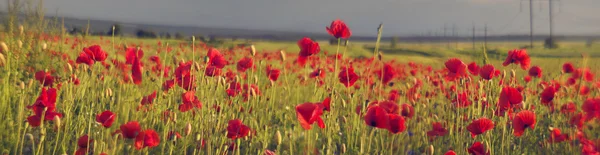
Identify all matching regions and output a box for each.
[3,13,600,42]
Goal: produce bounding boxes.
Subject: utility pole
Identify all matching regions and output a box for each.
[444,24,449,48]
[452,24,457,49]
[472,24,476,50]
[529,0,534,48]
[549,0,553,40]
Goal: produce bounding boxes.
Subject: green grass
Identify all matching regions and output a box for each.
[0,33,599,155]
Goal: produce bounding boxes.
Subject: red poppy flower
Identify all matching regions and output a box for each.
[162,79,175,92]
[452,91,472,108]
[120,121,141,139]
[387,114,406,134]
[131,57,143,85]
[168,131,182,141]
[77,134,93,148]
[207,48,227,68]
[468,62,480,75]
[388,90,400,102]
[76,51,94,65]
[498,87,523,112]
[264,150,277,155]
[96,110,116,128]
[467,118,495,138]
[502,49,530,70]
[35,70,54,87]
[310,68,326,79]
[569,113,586,129]
[560,102,577,115]
[26,115,42,127]
[75,148,89,155]
[479,64,497,80]
[297,37,320,65]
[295,102,325,130]
[444,58,468,80]
[426,122,448,138]
[563,62,575,73]
[140,91,157,106]
[445,150,457,155]
[549,128,570,143]
[339,66,359,87]
[364,106,390,129]
[236,57,254,72]
[134,129,160,150]
[468,141,490,155]
[400,103,414,118]
[320,97,331,112]
[226,82,242,97]
[368,101,400,114]
[125,47,144,64]
[377,63,397,84]
[528,66,542,78]
[326,19,352,39]
[86,45,108,61]
[513,110,536,137]
[242,84,261,101]
[540,87,556,106]
[226,119,251,140]
[205,66,222,77]
[179,91,202,112]
[582,98,600,120]
[266,65,281,81]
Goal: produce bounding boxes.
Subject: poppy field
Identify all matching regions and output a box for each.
[1,19,600,155]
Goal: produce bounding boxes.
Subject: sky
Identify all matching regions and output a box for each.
[15,0,600,36]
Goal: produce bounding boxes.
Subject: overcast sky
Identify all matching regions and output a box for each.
[17,0,600,36]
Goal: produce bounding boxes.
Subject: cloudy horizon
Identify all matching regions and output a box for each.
[4,0,600,37]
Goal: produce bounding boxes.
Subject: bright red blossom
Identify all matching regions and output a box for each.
[326,19,352,39]
[96,110,116,128]
[513,110,536,137]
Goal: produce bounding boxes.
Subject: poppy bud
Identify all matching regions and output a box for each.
[250,45,256,56]
[41,42,47,50]
[250,88,257,97]
[25,133,34,143]
[172,113,178,123]
[194,62,201,71]
[27,79,33,89]
[19,81,25,90]
[342,143,347,153]
[501,70,507,78]
[66,63,73,73]
[279,50,286,61]
[510,69,516,79]
[0,42,8,53]
[185,123,192,136]
[18,25,24,36]
[275,130,282,145]
[203,56,210,63]
[17,40,23,48]
[172,56,179,66]
[428,145,434,155]
[377,51,383,61]
[0,53,5,66]
[106,88,113,97]
[53,115,61,131]
[254,75,258,84]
